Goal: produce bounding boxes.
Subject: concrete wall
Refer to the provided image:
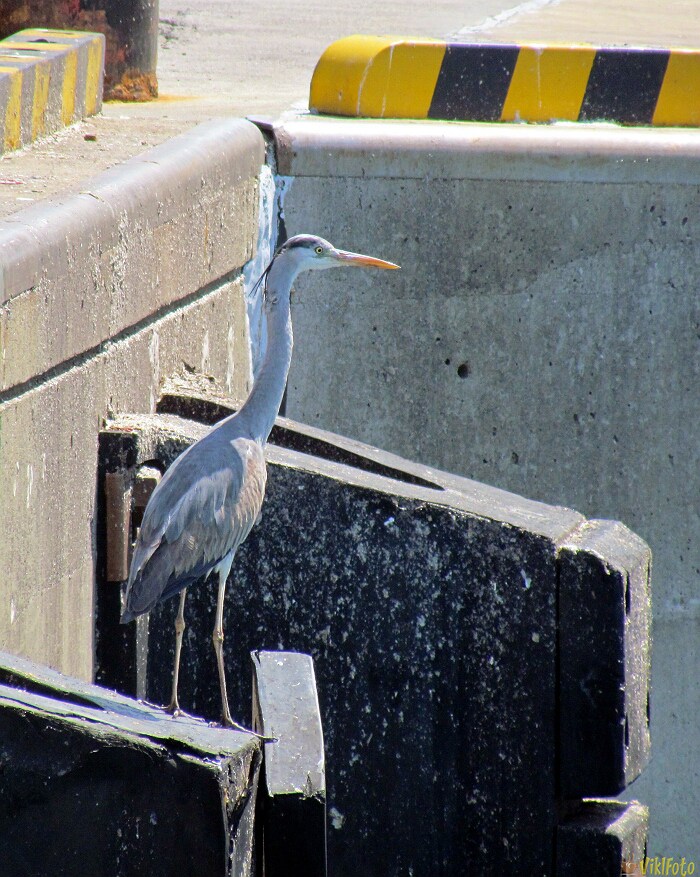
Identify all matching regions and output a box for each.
[0,118,264,680]
[274,118,699,855]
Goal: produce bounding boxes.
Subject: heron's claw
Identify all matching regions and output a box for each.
[213,716,277,742]
[166,703,195,720]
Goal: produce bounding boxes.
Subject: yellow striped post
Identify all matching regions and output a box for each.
[0,28,104,155]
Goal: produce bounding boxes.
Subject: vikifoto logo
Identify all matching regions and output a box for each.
[622,858,696,876]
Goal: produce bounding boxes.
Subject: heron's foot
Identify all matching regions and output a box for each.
[165,701,194,720]
[214,715,277,742]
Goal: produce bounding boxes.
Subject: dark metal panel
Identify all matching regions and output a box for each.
[558,520,652,797]
[99,410,575,876]
[0,650,260,877]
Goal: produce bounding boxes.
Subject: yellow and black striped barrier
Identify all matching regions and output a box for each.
[310,36,700,126]
[0,28,104,154]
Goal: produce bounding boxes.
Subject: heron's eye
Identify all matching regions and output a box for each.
[315,246,324,254]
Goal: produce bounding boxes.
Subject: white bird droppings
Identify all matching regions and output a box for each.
[329,806,345,830]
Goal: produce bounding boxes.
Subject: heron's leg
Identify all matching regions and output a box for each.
[211,562,274,739]
[212,567,237,727]
[212,564,252,732]
[167,588,187,715]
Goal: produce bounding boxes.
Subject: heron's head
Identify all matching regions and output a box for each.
[278,234,400,274]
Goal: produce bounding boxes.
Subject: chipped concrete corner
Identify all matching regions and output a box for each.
[0,117,265,680]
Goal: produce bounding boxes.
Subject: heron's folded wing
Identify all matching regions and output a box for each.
[128,437,266,587]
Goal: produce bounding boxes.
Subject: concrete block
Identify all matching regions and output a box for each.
[0,28,104,152]
[0,648,260,877]
[98,399,651,876]
[273,115,696,853]
[0,117,263,392]
[0,117,262,679]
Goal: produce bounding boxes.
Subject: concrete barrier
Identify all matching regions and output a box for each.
[0,117,264,680]
[270,114,699,854]
[310,36,700,126]
[0,28,104,153]
[0,2,158,101]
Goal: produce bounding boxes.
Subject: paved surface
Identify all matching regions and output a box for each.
[0,0,697,218]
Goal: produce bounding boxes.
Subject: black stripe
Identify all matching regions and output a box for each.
[579,49,670,124]
[428,44,520,121]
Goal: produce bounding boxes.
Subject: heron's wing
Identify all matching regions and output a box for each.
[124,436,266,617]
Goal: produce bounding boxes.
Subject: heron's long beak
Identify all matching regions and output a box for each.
[334,250,400,270]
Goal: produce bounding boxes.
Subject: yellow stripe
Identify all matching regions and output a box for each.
[3,42,71,52]
[310,35,445,118]
[360,41,445,118]
[32,61,51,139]
[0,67,22,151]
[19,29,88,40]
[61,51,77,125]
[85,39,102,115]
[501,46,596,122]
[0,55,35,65]
[311,36,396,116]
[653,51,700,126]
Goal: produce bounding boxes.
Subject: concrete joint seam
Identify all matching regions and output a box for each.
[310,35,700,126]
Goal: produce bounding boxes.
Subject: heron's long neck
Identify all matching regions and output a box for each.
[236,271,294,443]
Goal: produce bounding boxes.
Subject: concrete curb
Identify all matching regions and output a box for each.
[0,28,104,153]
[273,115,700,183]
[0,117,264,394]
[310,35,700,126]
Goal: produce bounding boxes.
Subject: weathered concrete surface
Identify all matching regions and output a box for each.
[99,406,651,876]
[274,116,698,855]
[0,118,261,390]
[0,648,260,877]
[0,118,263,680]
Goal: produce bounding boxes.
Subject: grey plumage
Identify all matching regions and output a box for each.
[122,434,265,620]
[120,233,399,727]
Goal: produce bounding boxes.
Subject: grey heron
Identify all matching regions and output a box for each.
[121,234,399,729]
